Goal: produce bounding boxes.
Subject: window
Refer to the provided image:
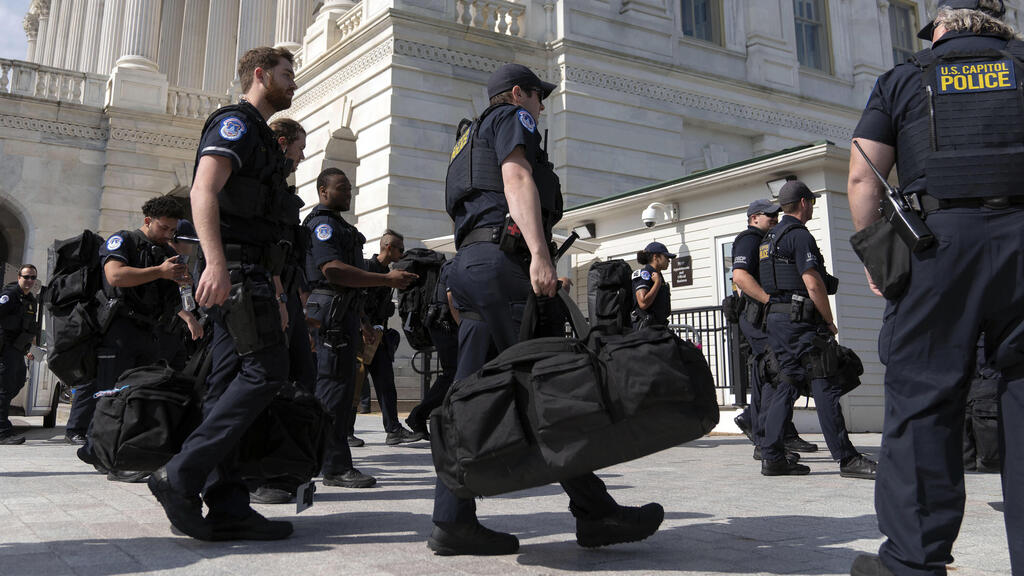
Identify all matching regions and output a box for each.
[793,0,831,72]
[889,1,918,64]
[681,0,722,45]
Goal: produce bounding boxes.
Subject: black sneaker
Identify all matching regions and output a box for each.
[761,459,811,476]
[753,446,800,462]
[64,432,87,445]
[840,454,877,480]
[208,509,293,541]
[347,434,365,447]
[76,446,109,474]
[250,486,295,504]
[107,470,151,483]
[784,435,819,453]
[386,426,425,446]
[357,404,371,414]
[576,503,664,548]
[405,411,429,439]
[148,466,211,540]
[850,553,896,576]
[427,522,520,556]
[323,468,376,488]
[0,431,26,445]
[733,415,753,443]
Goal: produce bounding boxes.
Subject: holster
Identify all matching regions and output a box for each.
[221,268,284,356]
[789,295,821,324]
[95,295,122,334]
[306,288,354,350]
[742,297,765,328]
[802,336,840,381]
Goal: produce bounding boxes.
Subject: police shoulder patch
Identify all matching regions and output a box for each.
[219,116,247,141]
[315,223,333,241]
[106,235,123,251]
[517,109,536,133]
[640,270,652,281]
[0,295,8,304]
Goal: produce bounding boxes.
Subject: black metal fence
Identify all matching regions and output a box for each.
[668,305,748,406]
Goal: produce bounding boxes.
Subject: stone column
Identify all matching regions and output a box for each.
[203,0,240,94]
[34,2,49,65]
[116,0,161,71]
[157,0,185,85]
[23,13,39,62]
[49,0,73,68]
[176,0,209,89]
[41,0,62,67]
[275,0,311,53]
[237,0,277,60]
[78,0,105,73]
[107,0,168,113]
[95,0,124,74]
[62,0,88,71]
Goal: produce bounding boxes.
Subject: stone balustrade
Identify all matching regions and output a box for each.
[0,58,106,107]
[166,86,232,119]
[454,0,525,37]
[336,4,364,44]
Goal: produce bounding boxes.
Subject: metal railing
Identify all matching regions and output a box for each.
[668,305,747,406]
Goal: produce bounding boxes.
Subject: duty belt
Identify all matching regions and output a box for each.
[767,302,793,316]
[458,226,501,250]
[224,243,270,265]
[918,194,1024,214]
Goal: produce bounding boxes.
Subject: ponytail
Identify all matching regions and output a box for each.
[636,251,650,265]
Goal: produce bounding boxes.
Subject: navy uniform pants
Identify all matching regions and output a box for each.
[66,316,160,435]
[762,312,858,464]
[164,270,287,519]
[366,333,400,432]
[432,242,617,525]
[0,346,27,434]
[736,315,799,444]
[874,207,1024,576]
[285,293,316,394]
[313,310,359,475]
[412,324,458,423]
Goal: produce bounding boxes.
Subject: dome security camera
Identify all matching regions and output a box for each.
[641,202,677,228]
[642,206,659,228]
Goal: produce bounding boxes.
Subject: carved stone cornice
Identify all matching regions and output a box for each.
[287,39,395,117]
[108,127,198,149]
[0,113,106,140]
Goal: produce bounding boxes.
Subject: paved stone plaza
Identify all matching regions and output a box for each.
[0,414,1011,576]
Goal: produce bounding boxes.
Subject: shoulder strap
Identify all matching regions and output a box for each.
[909,47,937,69]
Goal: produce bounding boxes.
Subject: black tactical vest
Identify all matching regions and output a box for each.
[195,102,291,245]
[897,40,1024,199]
[758,219,811,296]
[302,207,365,289]
[0,285,38,352]
[102,230,175,318]
[732,228,765,282]
[445,103,563,238]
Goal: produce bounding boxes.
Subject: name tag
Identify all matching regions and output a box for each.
[937,60,1016,94]
[759,245,770,260]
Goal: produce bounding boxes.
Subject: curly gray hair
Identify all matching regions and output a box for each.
[935,0,1020,40]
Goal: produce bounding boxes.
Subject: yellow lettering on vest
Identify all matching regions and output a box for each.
[954,75,967,91]
[941,75,955,91]
[967,73,982,90]
[999,70,1012,87]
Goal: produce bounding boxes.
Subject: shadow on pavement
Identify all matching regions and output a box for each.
[516,512,878,574]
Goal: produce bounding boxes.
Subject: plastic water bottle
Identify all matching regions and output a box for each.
[179,284,196,312]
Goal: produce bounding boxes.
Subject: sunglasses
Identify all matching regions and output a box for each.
[20,275,37,280]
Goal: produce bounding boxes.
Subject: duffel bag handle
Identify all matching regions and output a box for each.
[519,284,591,342]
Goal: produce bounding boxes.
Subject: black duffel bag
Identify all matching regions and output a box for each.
[90,362,203,473]
[430,290,718,499]
[238,383,331,491]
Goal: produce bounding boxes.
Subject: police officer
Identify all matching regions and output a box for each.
[148,46,298,541]
[433,62,663,556]
[405,259,458,437]
[0,265,39,445]
[162,219,204,372]
[757,180,877,479]
[631,242,673,329]
[730,200,817,459]
[304,168,416,489]
[360,230,424,445]
[244,118,316,506]
[848,2,1023,574]
[64,196,195,446]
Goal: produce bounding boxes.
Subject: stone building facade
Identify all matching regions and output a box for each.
[4,0,1014,422]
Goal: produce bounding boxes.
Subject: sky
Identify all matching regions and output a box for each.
[0,0,33,61]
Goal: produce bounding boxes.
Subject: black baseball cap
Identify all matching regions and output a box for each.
[917,0,1005,41]
[643,241,677,259]
[747,199,781,217]
[487,63,557,100]
[174,219,199,242]
[777,180,820,206]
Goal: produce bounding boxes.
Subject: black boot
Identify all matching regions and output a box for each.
[427,522,519,556]
[576,503,664,548]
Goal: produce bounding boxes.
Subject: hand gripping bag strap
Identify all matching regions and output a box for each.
[518,288,590,343]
